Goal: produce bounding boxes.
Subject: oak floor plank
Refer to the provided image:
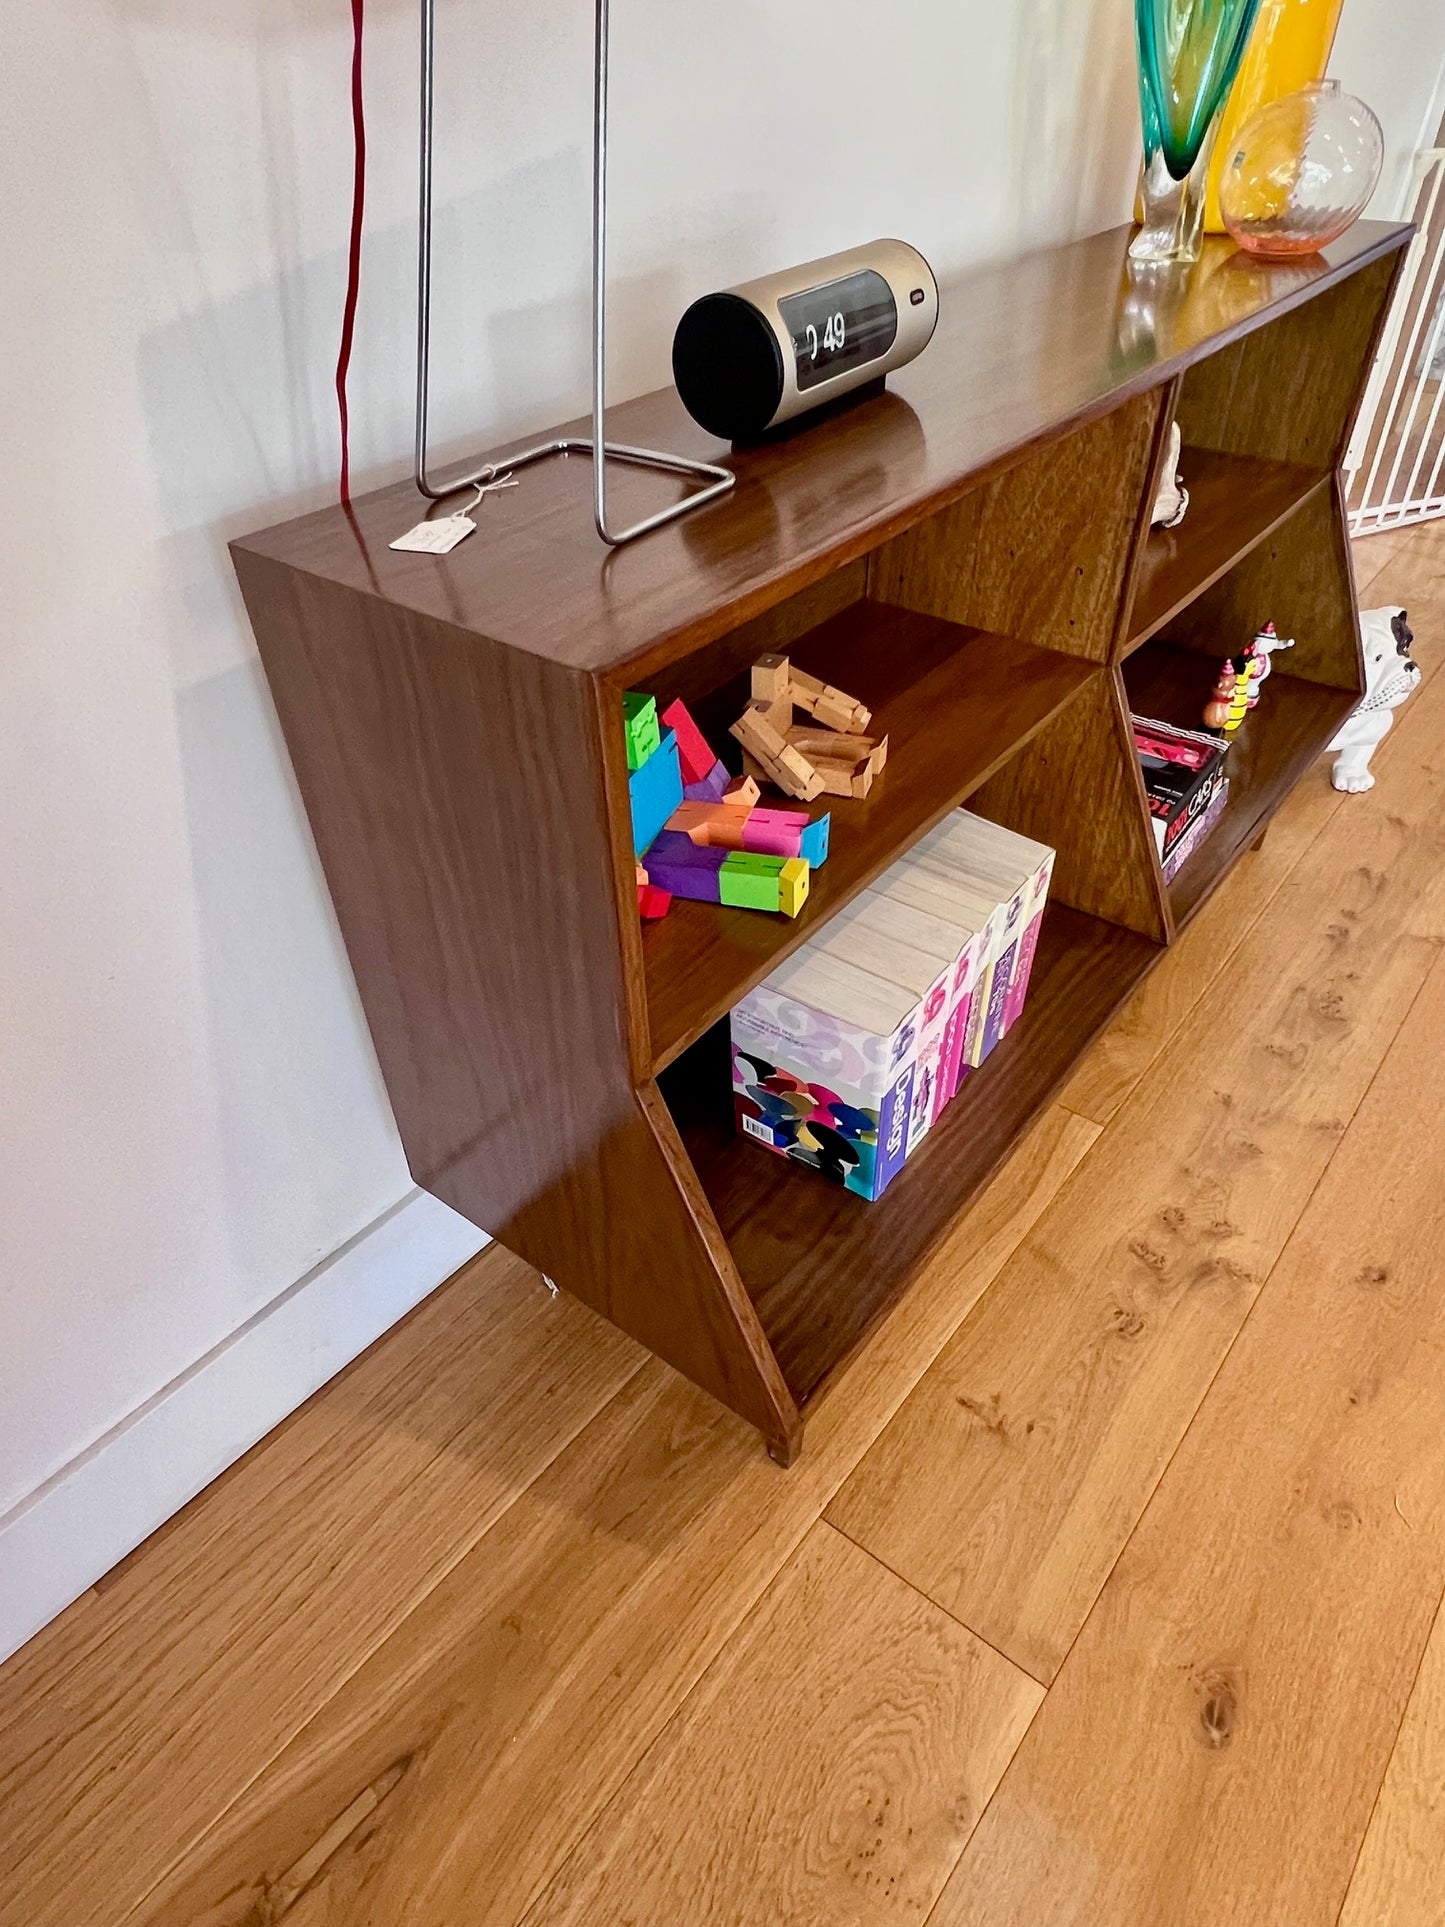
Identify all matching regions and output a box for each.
[828,655,1445,1685]
[1339,1589,1445,1925]
[0,1247,645,1927]
[930,944,1445,1927]
[124,1105,1097,1927]
[522,1521,1042,1927]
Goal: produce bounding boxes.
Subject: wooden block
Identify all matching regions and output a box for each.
[777,746,826,802]
[788,665,871,733]
[785,729,876,759]
[723,775,761,810]
[751,655,792,706]
[730,705,824,802]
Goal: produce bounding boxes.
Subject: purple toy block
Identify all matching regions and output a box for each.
[682,758,731,804]
[647,840,726,903]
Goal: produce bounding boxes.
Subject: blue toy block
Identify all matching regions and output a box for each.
[799,814,831,867]
[629,729,682,858]
[682,758,731,804]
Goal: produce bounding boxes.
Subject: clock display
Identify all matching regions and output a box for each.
[778,270,898,392]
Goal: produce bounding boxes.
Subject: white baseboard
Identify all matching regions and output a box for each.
[0,1191,487,1667]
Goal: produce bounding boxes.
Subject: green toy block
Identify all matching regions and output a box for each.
[719,862,780,912]
[623,691,661,772]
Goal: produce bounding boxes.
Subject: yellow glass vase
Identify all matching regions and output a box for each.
[1204,0,1344,230]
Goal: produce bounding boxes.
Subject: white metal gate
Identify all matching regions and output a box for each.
[1347,147,1445,535]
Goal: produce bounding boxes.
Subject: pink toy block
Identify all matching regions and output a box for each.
[637,882,672,919]
[738,806,809,858]
[660,699,718,788]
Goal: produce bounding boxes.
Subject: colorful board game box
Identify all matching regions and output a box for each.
[731,948,921,1200]
[1133,715,1227,858]
[944,812,1055,1038]
[1161,776,1229,883]
[873,852,999,1105]
[806,890,968,1156]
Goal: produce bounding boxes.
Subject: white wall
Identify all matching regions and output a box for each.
[1333,0,1445,218]
[2,0,1437,1662]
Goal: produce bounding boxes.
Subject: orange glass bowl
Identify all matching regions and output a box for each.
[1219,80,1383,257]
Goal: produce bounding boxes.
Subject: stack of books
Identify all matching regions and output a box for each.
[730,810,1054,1201]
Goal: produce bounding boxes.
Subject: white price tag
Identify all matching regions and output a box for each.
[389,515,475,554]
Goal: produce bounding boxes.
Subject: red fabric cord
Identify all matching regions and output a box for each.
[336,0,366,505]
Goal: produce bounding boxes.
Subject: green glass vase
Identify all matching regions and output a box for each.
[1132,0,1265,263]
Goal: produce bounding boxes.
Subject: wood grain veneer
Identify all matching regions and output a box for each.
[232,218,1409,1455]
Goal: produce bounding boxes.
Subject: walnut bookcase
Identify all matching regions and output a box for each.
[233,221,1409,1464]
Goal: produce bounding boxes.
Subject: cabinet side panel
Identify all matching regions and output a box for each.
[1175,252,1402,470]
[868,391,1166,664]
[232,551,798,1457]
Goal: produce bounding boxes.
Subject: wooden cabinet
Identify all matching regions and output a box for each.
[232,221,1408,1464]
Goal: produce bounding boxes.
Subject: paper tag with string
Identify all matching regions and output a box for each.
[390,469,518,553]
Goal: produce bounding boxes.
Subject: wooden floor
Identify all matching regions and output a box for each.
[4,525,1445,1927]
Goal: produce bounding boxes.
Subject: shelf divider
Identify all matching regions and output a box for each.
[1125,450,1327,656]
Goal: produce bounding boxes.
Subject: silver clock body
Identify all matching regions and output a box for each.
[672,240,939,443]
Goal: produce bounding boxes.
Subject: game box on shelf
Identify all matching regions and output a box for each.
[730,809,1055,1200]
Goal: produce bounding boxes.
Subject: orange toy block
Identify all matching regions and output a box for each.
[722,774,760,810]
[665,800,735,844]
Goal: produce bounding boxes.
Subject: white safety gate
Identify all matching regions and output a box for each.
[1347,147,1445,535]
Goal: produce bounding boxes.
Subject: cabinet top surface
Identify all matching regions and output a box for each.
[235,220,1408,679]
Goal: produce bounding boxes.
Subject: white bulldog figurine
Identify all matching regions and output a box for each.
[1328,607,1420,793]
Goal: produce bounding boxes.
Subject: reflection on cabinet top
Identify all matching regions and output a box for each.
[235,221,1409,680]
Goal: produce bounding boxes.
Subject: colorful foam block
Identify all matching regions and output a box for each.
[628,728,681,857]
[666,801,733,844]
[736,806,810,858]
[799,816,830,867]
[723,774,761,809]
[682,759,731,804]
[660,698,718,787]
[647,841,727,903]
[622,691,660,772]
[718,851,810,917]
[637,883,672,919]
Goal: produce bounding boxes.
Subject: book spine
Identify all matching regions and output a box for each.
[935,986,974,1114]
[870,1064,916,1198]
[978,939,1017,1061]
[1002,857,1054,1033]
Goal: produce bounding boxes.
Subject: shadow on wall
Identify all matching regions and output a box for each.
[1010,0,1139,244]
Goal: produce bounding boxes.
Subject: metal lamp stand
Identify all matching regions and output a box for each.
[414,0,735,546]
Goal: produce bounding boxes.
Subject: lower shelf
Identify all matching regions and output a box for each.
[664,904,1161,1410]
[1124,641,1358,925]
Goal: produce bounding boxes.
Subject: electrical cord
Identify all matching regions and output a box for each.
[336,0,366,505]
